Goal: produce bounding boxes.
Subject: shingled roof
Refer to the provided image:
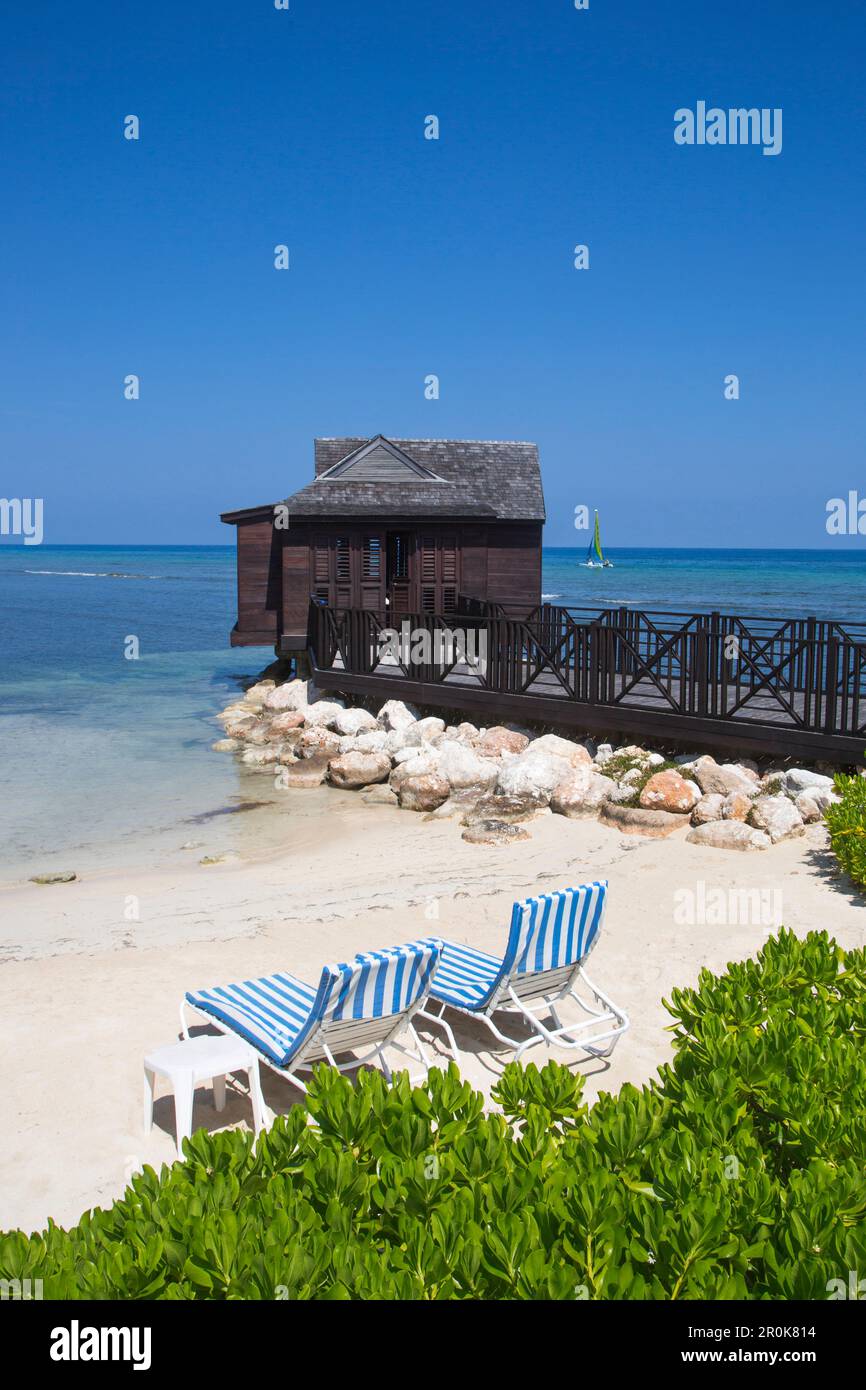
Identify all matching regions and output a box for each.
[278,435,545,521]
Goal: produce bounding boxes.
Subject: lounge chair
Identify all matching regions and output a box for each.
[181,937,442,1093]
[417,882,628,1065]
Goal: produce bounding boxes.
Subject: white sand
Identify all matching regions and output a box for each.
[1,790,862,1236]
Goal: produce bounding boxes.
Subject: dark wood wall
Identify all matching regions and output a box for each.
[231,517,281,645]
[229,517,543,649]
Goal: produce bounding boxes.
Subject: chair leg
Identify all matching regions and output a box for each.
[143,1068,155,1135]
[417,1005,462,1067]
[173,1073,195,1159]
[247,1062,266,1136]
[213,1073,227,1112]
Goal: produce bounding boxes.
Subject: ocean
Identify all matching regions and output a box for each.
[1,545,864,876]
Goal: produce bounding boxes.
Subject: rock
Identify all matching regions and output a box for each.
[241,746,280,765]
[199,852,240,866]
[686,821,771,851]
[242,680,276,708]
[462,793,546,825]
[266,710,306,737]
[620,768,644,785]
[721,792,753,822]
[414,716,446,742]
[452,721,481,744]
[639,770,701,814]
[297,726,342,757]
[218,702,252,722]
[794,793,822,824]
[211,738,239,752]
[551,769,616,818]
[276,730,304,758]
[244,725,271,746]
[785,768,835,796]
[435,742,499,790]
[478,726,530,757]
[377,699,419,733]
[528,733,592,768]
[748,794,805,844]
[264,679,313,712]
[615,744,653,765]
[393,743,439,766]
[692,756,759,798]
[333,708,379,736]
[302,700,346,729]
[29,870,78,884]
[328,751,392,789]
[223,715,260,740]
[599,804,688,838]
[461,820,531,846]
[646,752,666,767]
[398,773,451,812]
[691,793,725,824]
[799,786,839,815]
[390,750,441,789]
[606,784,639,805]
[337,729,390,755]
[594,743,614,766]
[495,750,574,804]
[361,784,399,807]
[423,789,486,821]
[275,754,331,788]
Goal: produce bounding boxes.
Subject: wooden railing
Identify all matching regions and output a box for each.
[307,596,866,747]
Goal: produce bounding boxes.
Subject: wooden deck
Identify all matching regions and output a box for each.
[307,599,866,765]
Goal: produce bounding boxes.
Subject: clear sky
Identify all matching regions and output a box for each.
[1,1,864,546]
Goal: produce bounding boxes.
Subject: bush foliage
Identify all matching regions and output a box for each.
[3,930,866,1299]
[825,767,866,889]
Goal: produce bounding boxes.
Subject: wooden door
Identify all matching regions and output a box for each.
[418,533,459,613]
[358,532,385,611]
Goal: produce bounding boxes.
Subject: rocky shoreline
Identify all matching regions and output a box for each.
[213,671,841,850]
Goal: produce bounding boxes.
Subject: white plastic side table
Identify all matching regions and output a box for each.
[143,1034,266,1158]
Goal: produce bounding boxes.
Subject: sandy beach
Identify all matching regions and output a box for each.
[1,786,862,1238]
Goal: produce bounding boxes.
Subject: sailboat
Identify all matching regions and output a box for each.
[583,510,613,568]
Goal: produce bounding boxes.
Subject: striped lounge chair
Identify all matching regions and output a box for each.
[181,938,443,1093]
[417,883,628,1065]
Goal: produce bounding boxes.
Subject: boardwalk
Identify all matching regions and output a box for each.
[308,599,866,765]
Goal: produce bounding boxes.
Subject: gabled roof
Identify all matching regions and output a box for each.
[280,435,545,521]
[317,435,447,483]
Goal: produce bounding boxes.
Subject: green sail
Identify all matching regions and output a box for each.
[592,511,604,562]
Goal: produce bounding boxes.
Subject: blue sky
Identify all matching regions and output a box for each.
[1,0,864,546]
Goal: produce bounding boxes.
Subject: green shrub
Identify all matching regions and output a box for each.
[3,930,866,1299]
[825,766,866,889]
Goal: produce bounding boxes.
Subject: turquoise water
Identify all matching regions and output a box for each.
[0,547,270,876]
[542,548,866,622]
[1,545,864,872]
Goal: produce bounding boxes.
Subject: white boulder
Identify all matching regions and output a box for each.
[686,821,772,851]
[377,699,419,733]
[435,742,499,790]
[528,734,592,768]
[264,679,313,712]
[496,750,574,804]
[785,768,835,796]
[303,700,347,729]
[333,708,379,737]
[747,794,805,844]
